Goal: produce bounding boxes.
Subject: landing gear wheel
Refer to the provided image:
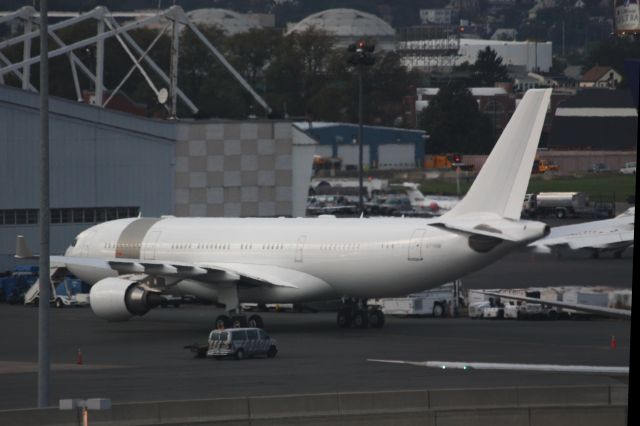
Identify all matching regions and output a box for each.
[352,310,369,328]
[368,309,385,328]
[248,314,264,329]
[432,303,444,318]
[337,308,352,328]
[267,345,278,358]
[55,298,64,308]
[215,315,232,329]
[555,209,566,219]
[235,349,245,360]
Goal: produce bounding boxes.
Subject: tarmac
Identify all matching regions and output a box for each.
[0,243,633,409]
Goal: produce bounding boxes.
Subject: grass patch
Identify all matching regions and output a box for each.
[419,173,636,202]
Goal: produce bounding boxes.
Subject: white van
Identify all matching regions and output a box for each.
[207,328,278,360]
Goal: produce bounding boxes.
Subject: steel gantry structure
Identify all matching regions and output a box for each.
[0,5,271,117]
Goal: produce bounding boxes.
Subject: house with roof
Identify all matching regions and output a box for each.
[580,66,623,89]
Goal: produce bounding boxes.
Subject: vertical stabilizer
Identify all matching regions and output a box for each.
[402,182,425,203]
[444,89,551,219]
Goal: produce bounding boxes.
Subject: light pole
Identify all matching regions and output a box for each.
[38,0,51,408]
[347,40,375,215]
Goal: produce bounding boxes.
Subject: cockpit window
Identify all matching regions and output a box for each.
[71,238,78,247]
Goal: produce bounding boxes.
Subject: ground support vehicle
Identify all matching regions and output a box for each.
[206,328,278,360]
[0,266,38,304]
[24,268,89,308]
[369,281,464,317]
[522,192,613,219]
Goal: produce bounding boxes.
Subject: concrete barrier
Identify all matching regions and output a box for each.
[249,393,339,419]
[529,405,627,426]
[428,387,519,408]
[0,384,628,426]
[610,384,629,405]
[338,389,428,414]
[434,407,530,426]
[516,384,610,406]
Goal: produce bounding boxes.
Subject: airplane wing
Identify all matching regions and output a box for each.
[50,255,301,289]
[529,214,634,253]
[367,359,629,375]
[477,290,631,320]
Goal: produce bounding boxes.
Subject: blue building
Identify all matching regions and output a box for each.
[295,122,426,170]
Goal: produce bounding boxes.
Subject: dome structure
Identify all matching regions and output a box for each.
[186,8,262,35]
[286,8,397,50]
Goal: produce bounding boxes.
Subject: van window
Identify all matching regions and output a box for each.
[232,330,247,341]
[259,330,269,340]
[210,331,228,341]
[246,330,258,340]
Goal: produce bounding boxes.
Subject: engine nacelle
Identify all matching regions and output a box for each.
[89,277,162,321]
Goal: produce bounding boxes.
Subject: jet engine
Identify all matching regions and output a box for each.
[89,277,163,321]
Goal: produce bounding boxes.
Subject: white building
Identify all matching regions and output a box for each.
[286,8,397,51]
[419,9,456,25]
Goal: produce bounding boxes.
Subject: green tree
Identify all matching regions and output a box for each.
[265,27,336,118]
[419,82,494,154]
[472,47,512,86]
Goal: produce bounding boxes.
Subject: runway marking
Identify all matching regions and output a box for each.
[0,361,129,374]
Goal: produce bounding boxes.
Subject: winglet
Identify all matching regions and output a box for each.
[444,89,552,219]
[15,235,38,259]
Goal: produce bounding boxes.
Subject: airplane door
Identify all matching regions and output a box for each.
[143,231,162,260]
[408,229,426,261]
[81,230,96,257]
[295,235,307,263]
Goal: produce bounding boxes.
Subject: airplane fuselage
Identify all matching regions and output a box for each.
[65,216,519,303]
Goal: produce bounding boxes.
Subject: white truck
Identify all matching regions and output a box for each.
[522,192,613,219]
[369,280,464,317]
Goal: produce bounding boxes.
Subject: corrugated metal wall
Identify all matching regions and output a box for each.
[0,86,176,271]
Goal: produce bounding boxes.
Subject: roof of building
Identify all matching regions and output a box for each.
[549,89,638,150]
[557,89,636,109]
[286,8,395,37]
[186,8,262,35]
[581,65,617,82]
[416,87,508,96]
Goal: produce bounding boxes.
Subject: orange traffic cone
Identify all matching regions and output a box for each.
[610,336,617,349]
[76,349,83,365]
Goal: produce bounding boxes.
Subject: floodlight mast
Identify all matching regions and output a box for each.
[37,0,51,408]
[347,40,376,215]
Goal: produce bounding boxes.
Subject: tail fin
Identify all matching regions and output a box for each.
[402,182,425,202]
[444,89,551,220]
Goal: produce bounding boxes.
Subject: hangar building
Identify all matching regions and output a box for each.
[0,85,315,271]
[294,122,426,170]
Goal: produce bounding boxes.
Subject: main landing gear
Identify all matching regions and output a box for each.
[337,299,385,329]
[215,313,264,329]
[215,284,264,329]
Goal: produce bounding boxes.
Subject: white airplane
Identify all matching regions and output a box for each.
[401,182,459,216]
[529,207,635,258]
[16,89,552,329]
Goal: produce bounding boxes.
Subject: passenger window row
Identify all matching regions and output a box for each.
[320,243,360,251]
